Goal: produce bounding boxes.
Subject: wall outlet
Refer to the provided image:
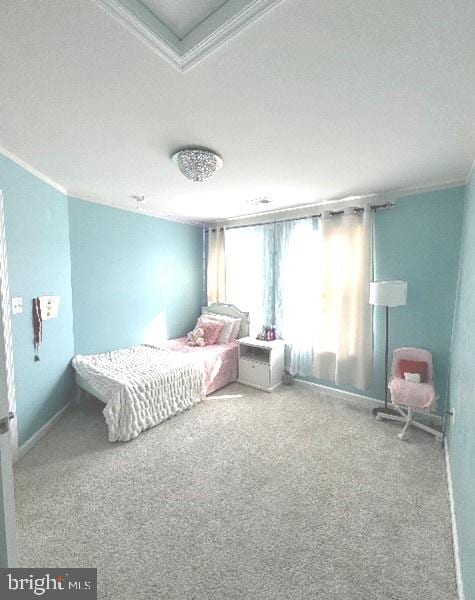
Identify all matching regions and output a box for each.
[11,297,22,314]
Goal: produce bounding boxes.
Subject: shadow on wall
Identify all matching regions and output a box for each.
[143,311,168,345]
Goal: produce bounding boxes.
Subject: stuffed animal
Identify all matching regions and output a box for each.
[186,327,206,347]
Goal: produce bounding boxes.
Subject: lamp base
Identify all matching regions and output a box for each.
[372,406,399,417]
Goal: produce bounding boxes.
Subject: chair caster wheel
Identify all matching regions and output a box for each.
[398,433,407,441]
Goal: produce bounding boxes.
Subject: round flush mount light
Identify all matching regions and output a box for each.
[172,148,223,182]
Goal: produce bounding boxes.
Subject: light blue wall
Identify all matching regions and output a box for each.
[0,154,204,446]
[448,171,475,599]
[302,187,465,413]
[0,154,75,446]
[68,198,203,355]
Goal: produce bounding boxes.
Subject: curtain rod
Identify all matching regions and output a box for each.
[210,201,395,231]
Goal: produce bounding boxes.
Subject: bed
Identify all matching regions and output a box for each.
[72,303,249,442]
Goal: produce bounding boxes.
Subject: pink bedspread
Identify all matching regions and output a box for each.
[155,338,238,395]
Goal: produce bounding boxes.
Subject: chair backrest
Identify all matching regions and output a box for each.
[390,347,434,384]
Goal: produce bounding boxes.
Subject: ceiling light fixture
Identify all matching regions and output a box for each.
[172,148,223,182]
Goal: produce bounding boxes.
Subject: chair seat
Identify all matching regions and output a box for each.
[389,377,436,410]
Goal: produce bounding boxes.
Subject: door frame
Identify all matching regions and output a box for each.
[0,189,18,566]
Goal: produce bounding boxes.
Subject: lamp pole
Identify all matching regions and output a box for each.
[373,305,397,416]
[369,280,408,417]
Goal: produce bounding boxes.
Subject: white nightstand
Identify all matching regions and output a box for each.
[237,336,285,392]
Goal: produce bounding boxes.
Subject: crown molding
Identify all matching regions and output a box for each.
[68,191,205,226]
[93,0,181,69]
[465,158,475,185]
[0,145,67,196]
[383,178,466,201]
[212,178,467,227]
[1,145,468,228]
[92,0,282,72]
[0,147,203,226]
[179,0,284,71]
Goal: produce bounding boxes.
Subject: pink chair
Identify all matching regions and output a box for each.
[376,347,443,442]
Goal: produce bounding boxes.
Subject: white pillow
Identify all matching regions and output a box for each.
[204,313,241,343]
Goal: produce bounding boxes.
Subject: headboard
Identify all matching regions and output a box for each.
[201,303,250,338]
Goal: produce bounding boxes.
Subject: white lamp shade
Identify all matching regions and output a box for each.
[369,280,407,307]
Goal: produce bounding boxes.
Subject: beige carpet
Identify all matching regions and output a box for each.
[14,382,457,599]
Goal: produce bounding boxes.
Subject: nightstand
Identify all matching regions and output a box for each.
[237,336,285,392]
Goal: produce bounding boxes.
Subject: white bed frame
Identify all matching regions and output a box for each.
[202,302,250,338]
[75,302,250,404]
[75,372,105,403]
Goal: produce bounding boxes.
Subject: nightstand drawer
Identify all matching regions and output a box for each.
[239,359,270,387]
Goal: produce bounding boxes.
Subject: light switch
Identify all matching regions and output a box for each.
[11,297,22,314]
[39,296,61,320]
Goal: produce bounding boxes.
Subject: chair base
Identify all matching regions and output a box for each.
[376,406,444,442]
[372,405,400,418]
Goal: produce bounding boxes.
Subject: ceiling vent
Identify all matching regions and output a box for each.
[247,197,272,206]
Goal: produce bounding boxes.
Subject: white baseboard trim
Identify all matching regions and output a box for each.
[296,378,444,427]
[300,378,463,597]
[15,401,71,463]
[295,377,382,404]
[445,443,465,600]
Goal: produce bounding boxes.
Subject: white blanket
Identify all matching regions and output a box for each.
[72,346,205,442]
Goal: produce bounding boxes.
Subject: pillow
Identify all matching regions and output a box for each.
[194,317,224,345]
[202,313,242,343]
[397,359,428,383]
[229,318,242,341]
[404,372,421,383]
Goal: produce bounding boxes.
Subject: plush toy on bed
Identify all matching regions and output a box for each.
[186,327,206,347]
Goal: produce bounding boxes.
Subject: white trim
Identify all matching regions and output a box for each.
[296,377,443,427]
[301,378,463,596]
[383,178,466,202]
[0,148,203,226]
[92,0,283,72]
[0,145,67,196]
[68,191,205,226]
[296,377,383,406]
[16,401,71,463]
[92,0,182,71]
[0,192,17,460]
[0,151,467,230]
[212,178,466,227]
[445,443,465,600]
[179,0,284,71]
[0,190,18,566]
[466,158,475,185]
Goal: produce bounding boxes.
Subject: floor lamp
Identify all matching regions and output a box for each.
[369,280,408,416]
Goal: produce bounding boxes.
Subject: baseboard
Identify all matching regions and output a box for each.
[295,378,443,428]
[445,443,465,600]
[300,377,462,597]
[15,401,71,463]
[295,377,383,405]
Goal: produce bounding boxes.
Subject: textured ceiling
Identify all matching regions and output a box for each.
[0,0,474,223]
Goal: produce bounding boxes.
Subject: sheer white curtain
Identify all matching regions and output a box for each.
[225,224,274,336]
[207,227,226,304]
[312,206,373,389]
[274,217,320,374]
[223,206,373,390]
